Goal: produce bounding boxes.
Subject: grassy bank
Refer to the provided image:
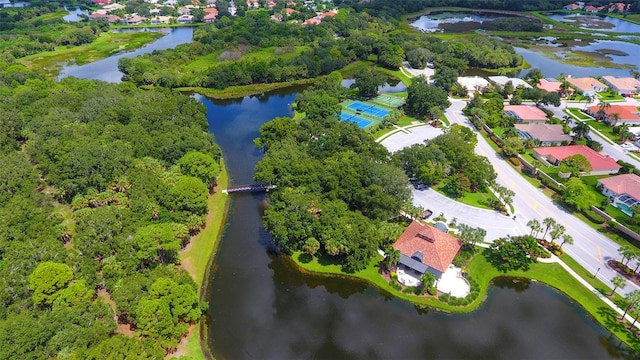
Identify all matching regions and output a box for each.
[176,78,316,99]
[177,160,230,360]
[19,31,164,78]
[290,249,640,352]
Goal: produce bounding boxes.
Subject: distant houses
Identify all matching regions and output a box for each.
[504,105,548,123]
[533,145,621,176]
[302,9,338,25]
[537,78,562,93]
[488,76,531,89]
[457,76,489,95]
[601,76,640,97]
[566,77,608,97]
[585,105,640,126]
[515,123,572,146]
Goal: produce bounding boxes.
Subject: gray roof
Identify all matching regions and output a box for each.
[399,254,429,274]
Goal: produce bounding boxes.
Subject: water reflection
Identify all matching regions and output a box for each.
[546,13,640,33]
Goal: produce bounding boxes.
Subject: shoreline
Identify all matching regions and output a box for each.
[174,158,230,360]
[287,249,640,352]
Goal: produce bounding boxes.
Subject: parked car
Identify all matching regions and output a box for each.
[422,209,433,220]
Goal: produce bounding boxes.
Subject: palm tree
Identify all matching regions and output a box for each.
[611,276,627,296]
[560,234,574,249]
[631,70,640,80]
[385,249,401,270]
[609,112,621,126]
[572,121,590,141]
[583,94,595,109]
[562,115,572,127]
[619,290,640,321]
[542,217,556,239]
[527,219,542,238]
[619,245,636,266]
[549,224,566,244]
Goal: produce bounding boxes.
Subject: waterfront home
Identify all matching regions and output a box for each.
[584,5,598,12]
[150,15,172,24]
[598,174,640,215]
[601,76,640,97]
[515,124,572,146]
[566,77,608,97]
[563,3,580,10]
[123,15,145,25]
[488,76,531,89]
[89,12,121,23]
[393,221,462,284]
[585,105,640,125]
[533,145,621,175]
[176,14,194,23]
[204,13,217,22]
[537,78,562,93]
[504,105,548,123]
[457,76,489,95]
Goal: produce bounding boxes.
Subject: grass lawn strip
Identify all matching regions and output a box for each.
[176,160,230,360]
[291,250,640,351]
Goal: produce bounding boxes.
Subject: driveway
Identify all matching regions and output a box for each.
[379,124,443,153]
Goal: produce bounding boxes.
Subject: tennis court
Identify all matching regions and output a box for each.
[347,101,390,118]
[372,94,406,108]
[340,113,373,128]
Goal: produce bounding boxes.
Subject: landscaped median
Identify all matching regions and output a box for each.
[176,160,230,360]
[288,248,640,352]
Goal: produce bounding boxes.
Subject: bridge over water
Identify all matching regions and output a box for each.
[222,184,276,194]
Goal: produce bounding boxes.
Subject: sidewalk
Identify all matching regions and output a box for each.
[539,254,640,330]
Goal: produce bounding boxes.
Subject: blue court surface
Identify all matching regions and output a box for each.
[340,113,373,128]
[347,101,389,118]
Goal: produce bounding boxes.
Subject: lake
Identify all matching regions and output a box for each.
[58,27,194,82]
[63,7,88,22]
[59,26,636,359]
[515,47,634,78]
[546,13,640,33]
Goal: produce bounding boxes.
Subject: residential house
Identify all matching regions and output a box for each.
[92,0,111,5]
[488,76,531,89]
[584,5,599,12]
[247,0,259,8]
[563,3,580,10]
[123,15,145,25]
[89,13,121,22]
[204,13,217,22]
[598,174,640,215]
[515,123,572,146]
[392,221,462,283]
[585,105,640,126]
[102,3,124,11]
[537,78,562,93]
[150,15,172,24]
[533,145,621,175]
[457,76,489,94]
[504,105,548,123]
[566,77,608,97]
[176,14,194,23]
[601,76,640,97]
[609,2,629,13]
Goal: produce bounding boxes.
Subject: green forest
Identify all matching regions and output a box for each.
[0,65,221,358]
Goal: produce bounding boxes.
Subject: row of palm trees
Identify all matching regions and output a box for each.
[526,217,574,248]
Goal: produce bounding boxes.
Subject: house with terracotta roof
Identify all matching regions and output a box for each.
[515,124,572,146]
[598,174,640,215]
[601,76,640,96]
[122,15,145,25]
[504,105,548,123]
[563,3,580,10]
[584,5,599,12]
[585,105,640,126]
[392,221,462,282]
[566,77,608,96]
[537,78,562,93]
[533,145,621,176]
[150,15,172,24]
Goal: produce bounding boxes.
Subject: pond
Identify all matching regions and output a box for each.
[58,27,194,82]
[410,11,541,33]
[200,88,635,360]
[515,47,634,78]
[546,13,640,33]
[63,7,88,22]
[341,78,407,93]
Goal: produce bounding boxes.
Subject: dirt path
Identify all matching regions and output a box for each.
[97,288,134,338]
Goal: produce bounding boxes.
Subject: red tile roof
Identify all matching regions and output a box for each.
[204,7,218,13]
[533,145,621,172]
[537,79,561,93]
[586,105,640,122]
[504,105,548,122]
[598,174,640,201]
[393,221,462,273]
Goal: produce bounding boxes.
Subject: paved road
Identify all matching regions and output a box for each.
[448,99,640,295]
[383,99,640,295]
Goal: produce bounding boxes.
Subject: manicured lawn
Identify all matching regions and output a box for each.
[433,184,497,210]
[566,108,591,120]
[587,120,619,144]
[598,91,625,101]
